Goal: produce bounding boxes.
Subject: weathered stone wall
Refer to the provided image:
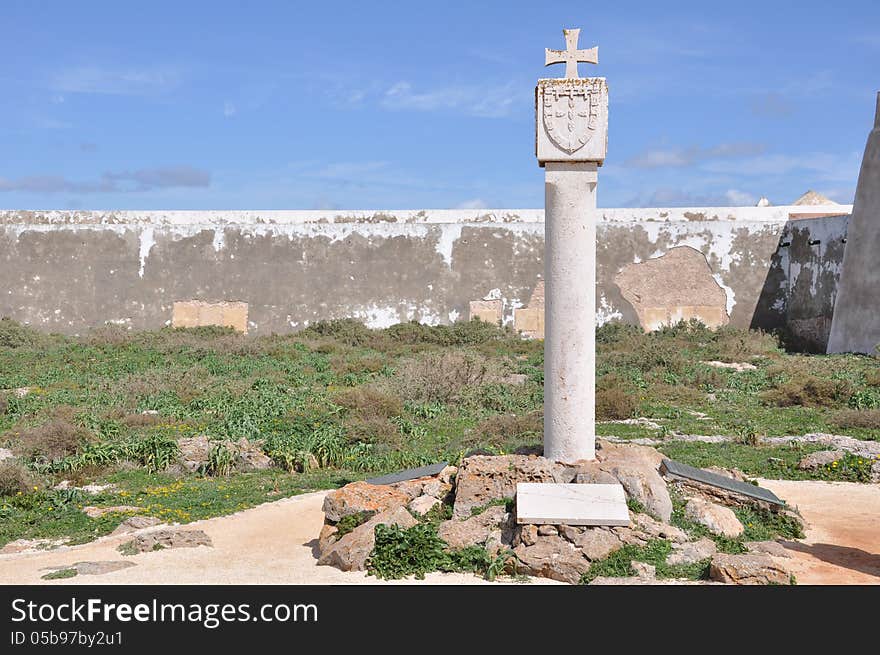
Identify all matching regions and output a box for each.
[0,207,850,347]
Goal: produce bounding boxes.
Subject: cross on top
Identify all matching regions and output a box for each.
[545,28,598,79]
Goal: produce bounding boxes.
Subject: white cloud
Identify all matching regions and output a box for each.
[626,142,767,169]
[0,166,210,194]
[723,189,757,206]
[703,151,862,182]
[455,198,489,209]
[312,161,389,180]
[382,80,522,118]
[52,66,181,96]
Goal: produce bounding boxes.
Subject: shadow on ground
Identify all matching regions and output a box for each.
[781,540,880,579]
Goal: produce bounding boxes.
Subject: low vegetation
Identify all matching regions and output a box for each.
[0,316,877,549]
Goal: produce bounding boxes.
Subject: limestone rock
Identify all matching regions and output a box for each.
[111,516,164,535]
[595,442,672,522]
[51,561,137,576]
[631,512,689,543]
[177,436,212,472]
[0,448,13,462]
[631,561,656,579]
[439,465,457,485]
[709,553,790,585]
[513,535,591,584]
[391,478,427,500]
[798,450,846,470]
[409,495,441,516]
[537,524,558,536]
[667,537,717,566]
[745,540,791,558]
[422,478,453,500]
[437,506,510,550]
[452,454,564,518]
[318,524,338,552]
[82,505,141,518]
[322,481,409,522]
[120,529,212,555]
[318,506,417,572]
[557,524,582,542]
[567,459,619,485]
[571,527,623,561]
[517,523,539,547]
[233,438,273,471]
[685,498,744,538]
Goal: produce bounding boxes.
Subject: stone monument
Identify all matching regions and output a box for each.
[826,93,880,354]
[537,28,608,463]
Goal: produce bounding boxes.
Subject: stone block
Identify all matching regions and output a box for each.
[514,306,544,339]
[469,299,502,325]
[516,482,629,526]
[536,77,608,165]
[172,300,248,333]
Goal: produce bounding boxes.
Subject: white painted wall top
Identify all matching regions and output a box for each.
[0,205,853,227]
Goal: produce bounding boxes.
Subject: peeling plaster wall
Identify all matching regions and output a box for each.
[0,207,850,343]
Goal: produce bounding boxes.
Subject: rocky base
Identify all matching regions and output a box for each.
[315,440,801,585]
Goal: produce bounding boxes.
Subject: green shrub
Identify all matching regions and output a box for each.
[331,386,403,418]
[0,460,35,496]
[848,388,880,410]
[263,424,348,471]
[367,522,509,580]
[830,409,880,430]
[11,419,90,461]
[137,433,179,472]
[41,568,78,580]
[0,318,43,348]
[811,452,876,484]
[596,321,644,345]
[335,511,374,537]
[760,376,853,408]
[471,413,542,447]
[596,376,637,420]
[341,416,403,447]
[203,442,235,477]
[393,350,501,404]
[301,319,375,346]
[383,318,512,346]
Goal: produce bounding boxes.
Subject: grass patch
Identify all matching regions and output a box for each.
[580,539,709,583]
[41,567,78,580]
[367,522,512,581]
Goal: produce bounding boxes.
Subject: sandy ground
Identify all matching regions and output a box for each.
[0,480,877,585]
[760,479,880,585]
[0,491,550,586]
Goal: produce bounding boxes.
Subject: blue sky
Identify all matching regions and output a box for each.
[2,0,878,210]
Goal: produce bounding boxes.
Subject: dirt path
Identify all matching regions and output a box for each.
[0,491,547,585]
[760,479,880,585]
[1,481,877,585]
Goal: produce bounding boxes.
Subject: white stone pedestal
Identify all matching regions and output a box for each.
[543,163,598,462]
[536,28,607,463]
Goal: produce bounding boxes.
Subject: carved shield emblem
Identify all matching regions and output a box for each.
[542,84,598,154]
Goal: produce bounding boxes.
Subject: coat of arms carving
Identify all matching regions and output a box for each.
[541,82,599,154]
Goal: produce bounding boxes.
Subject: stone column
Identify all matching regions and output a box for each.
[537,29,607,463]
[543,162,598,462]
